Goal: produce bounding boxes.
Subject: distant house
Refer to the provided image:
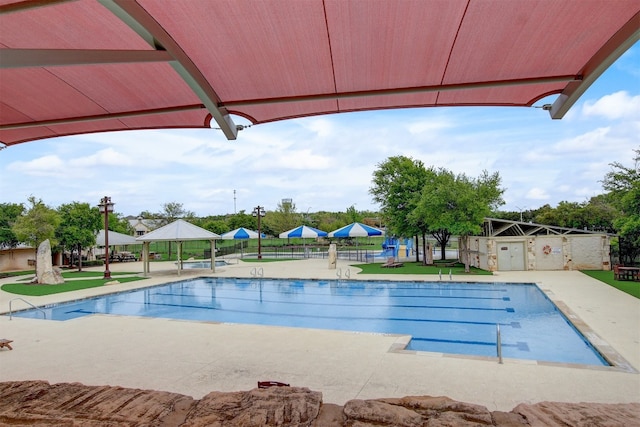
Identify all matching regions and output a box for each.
[462,218,613,272]
[0,244,36,272]
[127,217,162,237]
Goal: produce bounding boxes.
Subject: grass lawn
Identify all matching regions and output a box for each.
[581,270,640,299]
[1,276,147,296]
[61,271,139,278]
[355,261,493,276]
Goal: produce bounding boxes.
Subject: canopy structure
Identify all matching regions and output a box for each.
[1,1,638,147]
[136,219,220,275]
[96,229,139,247]
[329,223,384,238]
[220,228,260,240]
[221,227,260,258]
[279,226,328,239]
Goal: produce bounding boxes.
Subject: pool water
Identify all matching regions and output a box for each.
[12,278,608,366]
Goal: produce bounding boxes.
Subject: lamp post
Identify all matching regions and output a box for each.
[98,196,114,279]
[252,205,266,259]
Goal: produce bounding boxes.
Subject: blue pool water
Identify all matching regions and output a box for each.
[12,278,608,366]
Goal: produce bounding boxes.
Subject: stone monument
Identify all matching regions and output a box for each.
[36,239,64,285]
[328,243,337,270]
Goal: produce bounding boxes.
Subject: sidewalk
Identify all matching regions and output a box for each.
[1,259,638,411]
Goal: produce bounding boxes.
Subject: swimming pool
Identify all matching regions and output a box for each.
[11,278,608,366]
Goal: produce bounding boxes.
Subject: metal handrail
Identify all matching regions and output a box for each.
[9,297,46,320]
[496,324,503,364]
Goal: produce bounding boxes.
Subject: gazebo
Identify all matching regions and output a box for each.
[135,219,220,276]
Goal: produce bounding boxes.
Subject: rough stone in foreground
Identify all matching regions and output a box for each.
[343,396,497,426]
[182,386,322,427]
[513,401,640,427]
[1,381,639,427]
[0,380,194,426]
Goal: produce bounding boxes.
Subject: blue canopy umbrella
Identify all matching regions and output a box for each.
[221,227,260,240]
[279,225,328,239]
[328,222,384,260]
[220,227,260,258]
[328,222,384,238]
[279,225,328,258]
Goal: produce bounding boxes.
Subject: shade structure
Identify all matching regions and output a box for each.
[220,227,259,240]
[96,229,138,246]
[135,219,220,276]
[135,219,220,242]
[279,225,328,239]
[1,1,639,147]
[328,223,384,238]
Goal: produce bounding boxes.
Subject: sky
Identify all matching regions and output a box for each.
[1,45,639,219]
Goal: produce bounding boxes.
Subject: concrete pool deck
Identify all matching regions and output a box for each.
[0,258,638,411]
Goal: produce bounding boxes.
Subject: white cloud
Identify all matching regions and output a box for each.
[582,91,640,120]
[526,188,550,200]
[7,155,66,177]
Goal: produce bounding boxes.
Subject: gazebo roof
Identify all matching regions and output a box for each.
[96,229,139,246]
[136,219,220,242]
[1,1,638,147]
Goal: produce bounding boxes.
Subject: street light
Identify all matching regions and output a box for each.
[98,196,114,279]
[252,205,266,259]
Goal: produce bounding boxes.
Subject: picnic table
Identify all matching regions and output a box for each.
[614,265,640,282]
[111,252,138,262]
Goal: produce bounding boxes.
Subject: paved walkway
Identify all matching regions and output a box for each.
[1,259,638,411]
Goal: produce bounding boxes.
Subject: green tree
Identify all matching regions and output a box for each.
[603,148,640,265]
[156,202,195,226]
[56,202,101,271]
[155,202,196,258]
[263,200,298,236]
[0,202,24,249]
[227,210,258,231]
[200,218,229,235]
[108,212,135,235]
[370,156,432,262]
[412,169,504,270]
[12,196,61,259]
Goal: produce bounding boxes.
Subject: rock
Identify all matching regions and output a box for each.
[0,380,195,425]
[313,403,345,426]
[343,399,425,426]
[35,239,64,284]
[512,401,640,427]
[328,243,337,270]
[181,386,322,427]
[1,381,639,427]
[343,396,495,426]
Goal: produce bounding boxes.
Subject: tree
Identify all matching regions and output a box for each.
[56,202,102,271]
[603,148,640,265]
[263,200,298,236]
[200,218,229,235]
[0,202,24,249]
[156,202,195,258]
[370,156,432,262]
[412,169,504,270]
[156,202,195,226]
[227,210,258,230]
[12,196,61,259]
[108,212,135,235]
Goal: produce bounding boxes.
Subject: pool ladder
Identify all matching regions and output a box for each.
[438,269,453,280]
[8,297,46,320]
[251,267,264,278]
[496,324,503,364]
[336,268,350,279]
